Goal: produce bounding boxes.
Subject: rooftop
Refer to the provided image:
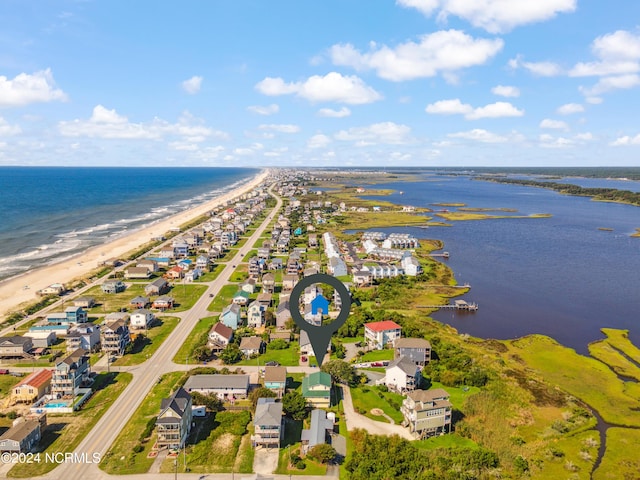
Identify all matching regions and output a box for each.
[364,320,402,332]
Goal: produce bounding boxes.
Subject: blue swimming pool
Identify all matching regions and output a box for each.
[44,402,69,408]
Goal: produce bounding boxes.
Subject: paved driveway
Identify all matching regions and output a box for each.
[340,385,414,440]
[253,446,279,475]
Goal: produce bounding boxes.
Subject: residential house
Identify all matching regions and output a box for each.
[252,398,283,448]
[137,259,159,272]
[130,296,150,309]
[275,301,291,329]
[264,366,287,398]
[282,274,298,292]
[124,266,151,279]
[285,259,299,276]
[104,312,130,323]
[102,280,125,294]
[270,258,283,270]
[101,320,130,356]
[196,255,210,270]
[248,257,261,278]
[152,296,174,311]
[66,325,100,352]
[308,234,318,248]
[156,387,192,450]
[159,247,176,259]
[301,409,334,453]
[247,301,265,328]
[256,293,272,308]
[12,370,52,404]
[240,336,264,357]
[73,296,95,309]
[262,273,275,294]
[130,309,155,330]
[37,283,65,296]
[299,330,314,356]
[232,290,250,306]
[401,255,422,277]
[401,389,452,437]
[383,356,420,393]
[328,257,348,277]
[182,374,249,400]
[184,268,203,282]
[364,320,402,350]
[0,336,33,358]
[352,270,372,286]
[145,278,169,296]
[394,338,431,366]
[220,304,242,330]
[303,304,321,327]
[269,331,291,343]
[241,278,257,294]
[0,419,42,453]
[172,240,190,258]
[207,322,233,352]
[302,371,332,408]
[257,247,270,260]
[51,349,90,397]
[24,331,56,349]
[166,265,184,280]
[303,267,318,277]
[304,285,323,304]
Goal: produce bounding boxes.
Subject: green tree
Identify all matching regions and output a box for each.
[321,359,358,386]
[193,345,210,361]
[307,444,337,464]
[219,343,243,364]
[282,391,308,420]
[249,387,277,408]
[268,339,288,350]
[190,391,223,412]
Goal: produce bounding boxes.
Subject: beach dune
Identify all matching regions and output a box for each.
[0,169,270,320]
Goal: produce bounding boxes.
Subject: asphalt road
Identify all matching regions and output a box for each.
[48,186,283,480]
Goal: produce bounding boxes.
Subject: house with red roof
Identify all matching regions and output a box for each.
[12,369,52,404]
[364,320,402,350]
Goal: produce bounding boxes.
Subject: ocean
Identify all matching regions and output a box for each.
[0,167,259,282]
[361,171,640,353]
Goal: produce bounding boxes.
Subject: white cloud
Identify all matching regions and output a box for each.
[508,55,563,76]
[335,122,412,145]
[426,99,524,119]
[579,74,640,96]
[0,117,21,136]
[425,99,473,115]
[539,134,573,148]
[329,30,503,81]
[610,134,640,146]
[181,76,203,94]
[317,107,351,118]
[307,134,332,149]
[585,96,603,104]
[397,0,576,33]
[168,141,199,151]
[258,124,300,133]
[233,143,264,156]
[491,85,520,97]
[556,103,584,115]
[569,30,640,77]
[0,69,67,107]
[255,72,381,104]
[540,118,569,130]
[247,104,279,115]
[448,129,508,143]
[59,105,228,141]
[574,132,594,141]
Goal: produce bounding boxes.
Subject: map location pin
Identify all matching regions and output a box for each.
[289,273,352,367]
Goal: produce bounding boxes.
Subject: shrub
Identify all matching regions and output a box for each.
[132,444,144,454]
[513,456,529,474]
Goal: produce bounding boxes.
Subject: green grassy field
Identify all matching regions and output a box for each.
[99,371,186,475]
[349,386,404,423]
[508,335,640,427]
[593,427,640,479]
[429,381,481,410]
[237,341,300,366]
[0,374,21,400]
[413,434,478,450]
[113,316,179,366]
[173,316,215,364]
[360,349,394,362]
[207,284,239,312]
[84,283,206,313]
[9,372,132,478]
[275,444,328,476]
[194,265,224,282]
[160,411,252,474]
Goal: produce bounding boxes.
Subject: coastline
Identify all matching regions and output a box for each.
[0,168,270,319]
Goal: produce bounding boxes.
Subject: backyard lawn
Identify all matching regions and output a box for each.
[360,349,394,362]
[173,316,216,364]
[207,284,239,312]
[194,265,224,282]
[113,316,180,366]
[84,283,206,313]
[9,372,132,478]
[237,341,300,366]
[349,386,404,423]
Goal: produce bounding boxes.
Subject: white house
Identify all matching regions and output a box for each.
[383,356,420,393]
[130,309,155,329]
[364,320,402,350]
[401,255,422,277]
[247,301,264,328]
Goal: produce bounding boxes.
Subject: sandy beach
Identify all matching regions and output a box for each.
[0,168,270,320]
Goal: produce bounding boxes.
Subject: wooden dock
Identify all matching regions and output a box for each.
[417,299,478,311]
[429,251,450,258]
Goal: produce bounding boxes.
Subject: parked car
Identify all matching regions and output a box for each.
[265,361,280,367]
[0,369,9,375]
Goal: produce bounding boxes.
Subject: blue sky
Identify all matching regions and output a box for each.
[1,0,640,167]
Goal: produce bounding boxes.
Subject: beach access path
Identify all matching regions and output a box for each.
[0,169,269,320]
[44,183,282,480]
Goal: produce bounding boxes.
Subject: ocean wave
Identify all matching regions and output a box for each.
[0,238,83,265]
